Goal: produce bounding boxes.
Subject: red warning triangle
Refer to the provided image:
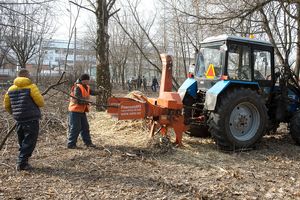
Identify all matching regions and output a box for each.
[205,64,215,79]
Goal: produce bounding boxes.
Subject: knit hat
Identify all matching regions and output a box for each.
[80,74,90,81]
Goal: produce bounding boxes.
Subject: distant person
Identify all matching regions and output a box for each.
[188,64,195,78]
[151,76,159,92]
[67,74,100,149]
[142,76,147,91]
[137,75,142,89]
[3,69,44,171]
[127,78,132,91]
[131,77,137,90]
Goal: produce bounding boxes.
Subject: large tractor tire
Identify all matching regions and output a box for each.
[290,111,300,145]
[208,88,267,150]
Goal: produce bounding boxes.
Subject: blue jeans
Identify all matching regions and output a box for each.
[68,112,92,147]
[16,120,39,165]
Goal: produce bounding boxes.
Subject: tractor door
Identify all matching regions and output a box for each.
[226,43,251,81]
[252,46,274,87]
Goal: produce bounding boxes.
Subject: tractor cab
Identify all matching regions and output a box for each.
[192,35,275,90]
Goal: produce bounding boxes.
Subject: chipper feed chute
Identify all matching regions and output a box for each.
[107,54,187,146]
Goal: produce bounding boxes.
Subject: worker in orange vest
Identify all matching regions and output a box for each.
[67,74,99,149]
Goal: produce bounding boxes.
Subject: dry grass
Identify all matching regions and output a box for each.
[1,89,300,199]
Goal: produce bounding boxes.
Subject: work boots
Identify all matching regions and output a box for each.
[16,163,32,171]
[85,143,96,148]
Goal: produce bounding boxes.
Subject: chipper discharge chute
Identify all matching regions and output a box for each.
[107,54,187,146]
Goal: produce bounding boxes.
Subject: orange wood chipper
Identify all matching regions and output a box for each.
[107,54,187,146]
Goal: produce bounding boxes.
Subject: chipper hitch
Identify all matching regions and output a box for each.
[107,54,187,146]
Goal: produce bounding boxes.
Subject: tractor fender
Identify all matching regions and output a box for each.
[178,78,198,101]
[204,80,259,111]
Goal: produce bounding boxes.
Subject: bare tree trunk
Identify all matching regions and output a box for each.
[121,64,125,90]
[96,0,111,110]
[295,3,300,78]
[138,51,142,87]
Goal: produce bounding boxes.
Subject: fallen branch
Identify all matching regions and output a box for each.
[0,72,67,151]
[53,87,118,108]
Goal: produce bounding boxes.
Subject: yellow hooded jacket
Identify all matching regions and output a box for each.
[3,77,44,122]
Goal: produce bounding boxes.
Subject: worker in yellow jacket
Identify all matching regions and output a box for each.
[3,69,44,171]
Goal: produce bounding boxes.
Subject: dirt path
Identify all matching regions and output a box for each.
[1,110,300,199]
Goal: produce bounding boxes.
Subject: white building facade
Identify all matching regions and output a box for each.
[41,39,97,78]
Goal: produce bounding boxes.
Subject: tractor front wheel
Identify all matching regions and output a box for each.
[290,111,300,145]
[208,88,267,150]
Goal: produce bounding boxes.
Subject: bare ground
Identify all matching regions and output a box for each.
[1,90,300,200]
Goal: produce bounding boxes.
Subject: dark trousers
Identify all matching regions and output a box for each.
[151,84,157,92]
[16,120,39,165]
[68,112,92,147]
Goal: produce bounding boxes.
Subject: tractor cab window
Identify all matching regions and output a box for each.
[253,50,271,80]
[196,45,223,78]
[227,44,251,81]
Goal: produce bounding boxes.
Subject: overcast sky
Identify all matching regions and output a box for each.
[53,0,155,40]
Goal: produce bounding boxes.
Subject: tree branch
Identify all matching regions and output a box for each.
[108,8,120,18]
[69,0,96,14]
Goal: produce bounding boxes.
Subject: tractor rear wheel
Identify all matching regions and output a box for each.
[290,111,300,145]
[208,88,267,150]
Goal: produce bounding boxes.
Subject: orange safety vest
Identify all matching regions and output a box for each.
[68,84,91,113]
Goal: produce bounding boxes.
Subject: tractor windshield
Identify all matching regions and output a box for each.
[195,45,223,78]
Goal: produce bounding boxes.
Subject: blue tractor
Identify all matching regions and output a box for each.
[179,35,300,150]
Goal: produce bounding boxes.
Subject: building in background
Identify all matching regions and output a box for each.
[41,39,97,79]
[0,39,96,79]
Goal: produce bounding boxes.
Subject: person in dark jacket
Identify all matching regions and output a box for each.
[67,74,99,149]
[151,77,159,92]
[3,69,44,171]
